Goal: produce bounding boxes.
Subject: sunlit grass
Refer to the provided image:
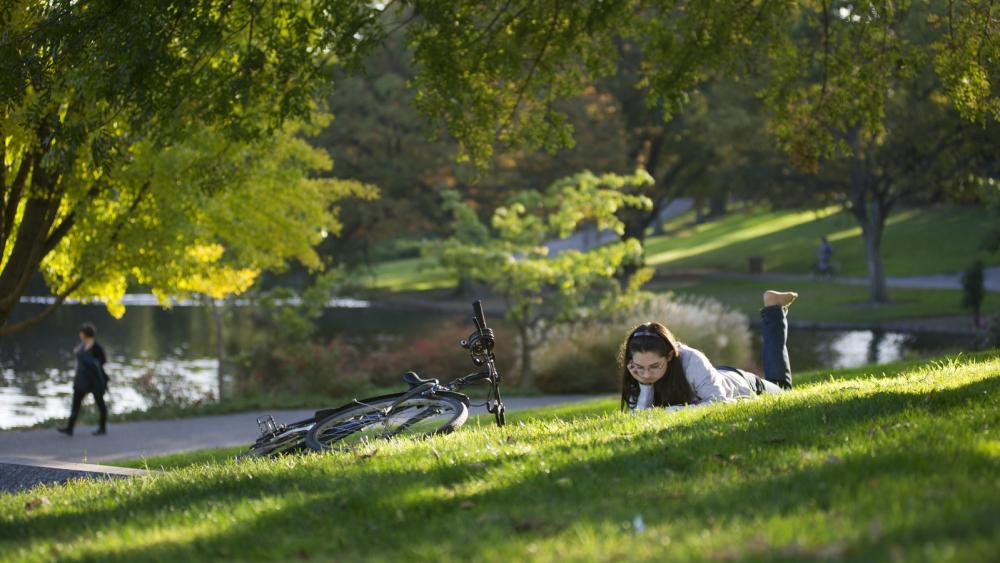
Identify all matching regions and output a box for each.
[5,351,999,562]
[366,205,999,295]
[368,256,457,291]
[645,205,998,276]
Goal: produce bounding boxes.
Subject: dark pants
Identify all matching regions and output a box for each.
[760,304,792,390]
[67,388,107,431]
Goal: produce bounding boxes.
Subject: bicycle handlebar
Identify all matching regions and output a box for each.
[473,300,487,331]
[461,300,495,357]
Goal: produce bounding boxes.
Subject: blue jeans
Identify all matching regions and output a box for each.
[719,305,792,395]
[760,304,792,390]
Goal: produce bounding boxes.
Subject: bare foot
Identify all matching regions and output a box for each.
[763,290,798,308]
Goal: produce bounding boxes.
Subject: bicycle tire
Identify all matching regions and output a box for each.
[305,393,469,451]
[240,421,313,459]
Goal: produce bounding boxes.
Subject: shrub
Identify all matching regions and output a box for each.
[361,317,518,387]
[132,369,201,409]
[239,338,369,398]
[533,294,752,394]
[234,315,519,399]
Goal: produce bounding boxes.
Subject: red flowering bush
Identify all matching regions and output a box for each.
[359,317,517,387]
[242,338,368,398]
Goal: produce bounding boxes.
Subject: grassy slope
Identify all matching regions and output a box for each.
[645,205,999,276]
[4,351,1000,562]
[369,256,456,291]
[367,205,999,292]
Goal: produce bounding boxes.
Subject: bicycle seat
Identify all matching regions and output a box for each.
[403,371,439,388]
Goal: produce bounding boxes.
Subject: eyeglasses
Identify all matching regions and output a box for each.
[627,361,666,375]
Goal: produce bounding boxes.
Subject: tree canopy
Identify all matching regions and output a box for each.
[3,0,997,333]
[0,0,382,333]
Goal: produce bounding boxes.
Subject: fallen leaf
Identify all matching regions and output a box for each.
[24,497,50,512]
[459,500,475,510]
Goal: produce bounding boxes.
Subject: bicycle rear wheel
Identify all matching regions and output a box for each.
[305,393,468,451]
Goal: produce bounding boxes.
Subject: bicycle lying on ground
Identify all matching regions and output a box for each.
[241,300,505,457]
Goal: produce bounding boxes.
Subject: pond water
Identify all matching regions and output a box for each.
[0,301,974,429]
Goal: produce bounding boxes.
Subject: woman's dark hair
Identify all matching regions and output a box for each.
[618,322,694,410]
[79,323,97,338]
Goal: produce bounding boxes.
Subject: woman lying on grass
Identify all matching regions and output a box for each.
[620,290,798,411]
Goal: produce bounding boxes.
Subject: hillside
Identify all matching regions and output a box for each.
[3,351,999,561]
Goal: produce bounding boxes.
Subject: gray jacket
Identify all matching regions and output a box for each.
[679,344,756,404]
[634,344,756,411]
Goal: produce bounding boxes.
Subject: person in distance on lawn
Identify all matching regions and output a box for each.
[619,290,798,412]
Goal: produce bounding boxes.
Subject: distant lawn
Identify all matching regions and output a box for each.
[4,350,999,561]
[645,205,999,276]
[660,277,1000,324]
[368,256,456,292]
[366,205,998,294]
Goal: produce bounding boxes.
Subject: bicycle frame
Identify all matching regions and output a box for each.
[386,300,506,426]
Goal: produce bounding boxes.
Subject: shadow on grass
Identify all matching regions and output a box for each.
[6,370,1000,560]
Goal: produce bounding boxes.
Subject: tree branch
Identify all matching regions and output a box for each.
[1,152,35,254]
[494,0,561,143]
[0,196,63,309]
[0,120,5,194]
[0,277,84,337]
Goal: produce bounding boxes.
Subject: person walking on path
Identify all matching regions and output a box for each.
[57,323,109,436]
[816,236,834,277]
[620,290,798,411]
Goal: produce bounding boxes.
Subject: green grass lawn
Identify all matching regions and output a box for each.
[364,205,999,294]
[4,350,1000,561]
[660,277,1000,324]
[645,204,999,276]
[368,256,457,292]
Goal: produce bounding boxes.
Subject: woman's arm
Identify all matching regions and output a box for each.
[91,343,107,365]
[682,347,733,404]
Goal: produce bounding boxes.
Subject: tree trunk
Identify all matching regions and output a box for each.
[846,125,891,304]
[518,320,533,388]
[707,192,728,218]
[861,218,889,303]
[451,275,476,299]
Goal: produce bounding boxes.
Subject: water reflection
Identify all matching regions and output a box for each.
[758,328,971,374]
[0,302,974,429]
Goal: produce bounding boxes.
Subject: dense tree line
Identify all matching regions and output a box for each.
[3,0,998,335]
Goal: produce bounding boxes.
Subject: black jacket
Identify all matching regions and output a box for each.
[73,342,108,394]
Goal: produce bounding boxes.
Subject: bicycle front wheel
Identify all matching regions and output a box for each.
[305,393,469,452]
[239,421,313,459]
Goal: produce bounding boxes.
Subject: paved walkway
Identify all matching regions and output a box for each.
[0,395,603,463]
[704,267,1000,292]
